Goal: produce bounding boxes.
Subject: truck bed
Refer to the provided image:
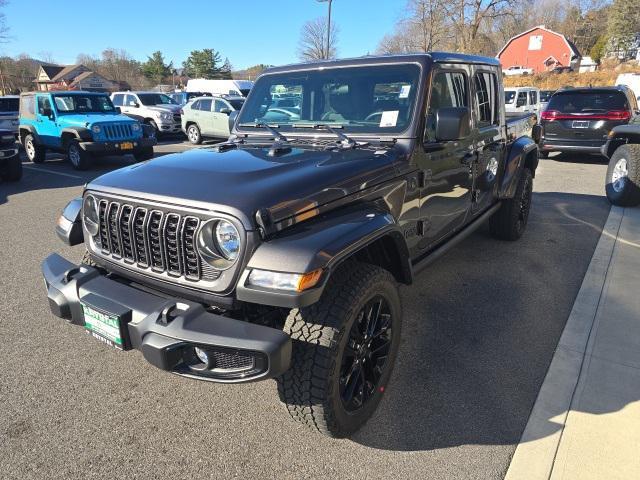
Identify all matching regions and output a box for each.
[506,113,537,141]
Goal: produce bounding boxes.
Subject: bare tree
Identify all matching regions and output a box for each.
[298,16,339,61]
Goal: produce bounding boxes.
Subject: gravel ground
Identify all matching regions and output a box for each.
[0,147,610,480]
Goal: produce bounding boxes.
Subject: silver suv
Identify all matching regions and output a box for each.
[181,95,244,144]
[111,92,182,135]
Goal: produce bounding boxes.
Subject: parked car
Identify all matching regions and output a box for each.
[601,123,640,206]
[42,53,539,438]
[111,91,182,135]
[502,65,534,76]
[504,87,541,115]
[0,95,19,135]
[181,95,245,144]
[539,89,555,111]
[168,91,211,106]
[539,86,639,158]
[19,91,156,170]
[0,128,20,181]
[186,79,254,97]
[551,66,573,74]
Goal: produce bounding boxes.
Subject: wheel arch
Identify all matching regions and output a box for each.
[499,136,538,199]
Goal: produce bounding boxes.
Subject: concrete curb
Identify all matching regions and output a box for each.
[504,206,624,480]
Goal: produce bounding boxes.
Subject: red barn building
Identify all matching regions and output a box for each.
[497,26,581,73]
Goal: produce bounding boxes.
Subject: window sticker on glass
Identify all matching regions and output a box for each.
[379,110,399,127]
[399,85,411,99]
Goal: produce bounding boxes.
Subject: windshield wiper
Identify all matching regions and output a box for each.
[238,122,289,143]
[291,123,360,149]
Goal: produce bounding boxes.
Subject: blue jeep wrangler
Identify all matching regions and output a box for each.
[19,91,156,170]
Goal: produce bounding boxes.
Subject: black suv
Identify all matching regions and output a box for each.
[539,86,639,158]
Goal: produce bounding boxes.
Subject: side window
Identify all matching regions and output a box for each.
[37,96,52,115]
[112,94,123,106]
[516,92,528,108]
[200,99,212,111]
[21,95,36,118]
[214,99,228,112]
[529,91,537,104]
[425,71,468,142]
[473,72,498,127]
[191,100,201,111]
[125,94,137,106]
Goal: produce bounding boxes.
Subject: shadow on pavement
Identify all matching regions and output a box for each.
[352,191,611,452]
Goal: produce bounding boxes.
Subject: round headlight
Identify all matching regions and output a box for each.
[132,123,140,131]
[215,220,240,261]
[83,195,99,236]
[91,125,101,133]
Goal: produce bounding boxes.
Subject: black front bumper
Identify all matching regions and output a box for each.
[80,137,156,156]
[42,253,291,383]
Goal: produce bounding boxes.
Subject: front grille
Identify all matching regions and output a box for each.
[94,199,203,281]
[173,114,181,123]
[102,123,134,140]
[210,350,254,371]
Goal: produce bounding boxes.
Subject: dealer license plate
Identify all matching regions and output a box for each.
[120,142,134,150]
[572,120,590,129]
[82,302,125,349]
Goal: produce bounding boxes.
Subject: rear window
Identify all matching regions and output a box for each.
[0,98,19,112]
[547,91,628,113]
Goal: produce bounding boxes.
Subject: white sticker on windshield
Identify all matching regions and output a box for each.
[379,110,399,128]
[399,85,411,98]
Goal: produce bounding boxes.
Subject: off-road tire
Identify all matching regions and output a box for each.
[67,140,92,170]
[490,167,533,241]
[186,124,202,145]
[605,144,640,207]
[147,120,160,137]
[133,147,154,162]
[1,154,22,181]
[277,261,402,438]
[24,134,45,163]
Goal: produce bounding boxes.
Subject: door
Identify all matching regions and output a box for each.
[516,91,528,113]
[471,68,503,214]
[212,99,231,136]
[36,96,59,148]
[529,90,539,114]
[121,94,142,120]
[197,98,213,135]
[417,68,474,249]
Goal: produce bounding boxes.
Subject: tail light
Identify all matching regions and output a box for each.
[541,110,632,122]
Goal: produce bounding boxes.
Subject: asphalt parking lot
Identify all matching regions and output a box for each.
[0,144,610,480]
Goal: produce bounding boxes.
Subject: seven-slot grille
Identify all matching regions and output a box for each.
[102,123,134,140]
[95,199,202,281]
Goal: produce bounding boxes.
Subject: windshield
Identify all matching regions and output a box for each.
[505,91,516,104]
[238,64,421,134]
[540,91,554,102]
[547,91,628,113]
[53,95,116,114]
[138,93,177,106]
[0,98,19,112]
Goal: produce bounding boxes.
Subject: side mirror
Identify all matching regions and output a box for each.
[228,110,239,132]
[129,102,139,108]
[43,109,55,120]
[435,107,470,142]
[115,107,122,114]
[220,108,232,115]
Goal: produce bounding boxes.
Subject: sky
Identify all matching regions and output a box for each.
[1,0,406,69]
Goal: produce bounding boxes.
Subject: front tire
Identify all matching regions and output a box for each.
[277,262,402,438]
[24,134,45,163]
[1,154,22,181]
[186,124,202,144]
[490,167,533,241]
[67,140,92,170]
[605,144,640,207]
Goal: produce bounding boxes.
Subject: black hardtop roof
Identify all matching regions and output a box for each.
[556,86,630,93]
[263,52,500,74]
[20,90,110,97]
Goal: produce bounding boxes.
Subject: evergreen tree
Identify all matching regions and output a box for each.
[607,0,640,56]
[141,51,172,85]
[182,49,224,79]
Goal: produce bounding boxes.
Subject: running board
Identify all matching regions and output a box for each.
[412,203,501,276]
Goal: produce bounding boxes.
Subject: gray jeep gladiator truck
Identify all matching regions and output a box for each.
[602,121,640,206]
[42,53,539,437]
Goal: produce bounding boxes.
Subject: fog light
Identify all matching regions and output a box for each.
[194,347,209,365]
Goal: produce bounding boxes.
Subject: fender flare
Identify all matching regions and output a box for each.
[602,126,640,158]
[18,124,41,144]
[61,127,92,143]
[236,206,411,308]
[498,136,538,199]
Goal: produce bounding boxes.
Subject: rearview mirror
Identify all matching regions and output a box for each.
[435,107,470,142]
[228,110,239,132]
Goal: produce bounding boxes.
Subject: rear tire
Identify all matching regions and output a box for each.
[133,147,154,162]
[605,144,640,207]
[24,134,45,163]
[490,168,533,241]
[186,124,202,145]
[1,154,22,181]
[277,261,402,438]
[67,140,91,170]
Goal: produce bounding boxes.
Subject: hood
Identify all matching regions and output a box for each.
[145,104,181,114]
[87,144,402,230]
[58,113,136,128]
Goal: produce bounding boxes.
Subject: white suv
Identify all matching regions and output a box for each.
[111,92,182,135]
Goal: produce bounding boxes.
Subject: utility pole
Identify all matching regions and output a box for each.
[317,0,333,59]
